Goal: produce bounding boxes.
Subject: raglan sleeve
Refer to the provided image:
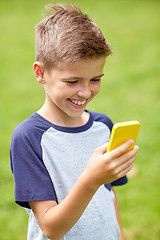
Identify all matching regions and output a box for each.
[10,123,57,209]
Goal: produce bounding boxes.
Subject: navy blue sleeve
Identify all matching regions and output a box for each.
[104,176,128,191]
[10,121,57,208]
[90,111,113,132]
[111,176,128,186]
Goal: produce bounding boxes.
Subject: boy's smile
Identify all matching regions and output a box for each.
[34,57,106,127]
[68,99,87,108]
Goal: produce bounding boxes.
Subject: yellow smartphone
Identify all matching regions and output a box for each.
[107,120,140,153]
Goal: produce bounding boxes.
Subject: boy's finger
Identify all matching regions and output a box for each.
[118,145,139,163]
[95,142,109,154]
[108,139,134,158]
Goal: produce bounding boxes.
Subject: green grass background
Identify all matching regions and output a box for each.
[0,0,160,239]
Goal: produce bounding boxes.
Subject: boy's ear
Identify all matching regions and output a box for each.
[33,61,46,84]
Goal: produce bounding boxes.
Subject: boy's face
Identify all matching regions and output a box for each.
[41,57,106,125]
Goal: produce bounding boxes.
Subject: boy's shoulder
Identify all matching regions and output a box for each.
[11,113,50,142]
[89,111,113,131]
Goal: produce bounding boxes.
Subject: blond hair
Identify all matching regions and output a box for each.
[35,3,112,69]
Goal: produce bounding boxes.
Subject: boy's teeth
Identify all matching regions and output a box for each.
[71,100,86,105]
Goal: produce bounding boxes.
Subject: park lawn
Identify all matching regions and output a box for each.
[0,0,159,239]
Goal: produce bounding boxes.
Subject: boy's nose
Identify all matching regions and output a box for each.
[78,84,91,99]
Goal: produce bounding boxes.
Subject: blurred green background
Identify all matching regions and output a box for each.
[0,0,160,239]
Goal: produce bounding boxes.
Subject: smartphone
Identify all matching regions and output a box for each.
[107,120,140,153]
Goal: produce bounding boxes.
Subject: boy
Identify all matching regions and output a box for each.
[10,3,139,240]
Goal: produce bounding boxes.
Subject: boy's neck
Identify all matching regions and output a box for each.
[37,103,90,128]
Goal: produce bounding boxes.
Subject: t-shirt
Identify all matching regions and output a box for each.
[10,110,127,240]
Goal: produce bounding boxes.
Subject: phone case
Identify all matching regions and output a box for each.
[107,120,140,153]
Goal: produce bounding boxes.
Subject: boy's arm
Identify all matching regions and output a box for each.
[112,187,124,240]
[29,171,98,240]
[29,140,138,240]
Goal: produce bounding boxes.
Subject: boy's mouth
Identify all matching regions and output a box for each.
[69,99,87,107]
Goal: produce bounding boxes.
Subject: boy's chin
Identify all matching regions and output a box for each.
[67,110,85,119]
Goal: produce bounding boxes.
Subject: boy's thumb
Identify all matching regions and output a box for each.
[96,142,109,154]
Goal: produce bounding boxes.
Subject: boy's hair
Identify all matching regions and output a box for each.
[35,3,112,69]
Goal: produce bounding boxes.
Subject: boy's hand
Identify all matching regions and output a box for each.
[85,140,139,188]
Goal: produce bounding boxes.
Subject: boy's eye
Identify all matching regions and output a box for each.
[91,78,101,82]
[66,78,101,85]
[67,80,78,84]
